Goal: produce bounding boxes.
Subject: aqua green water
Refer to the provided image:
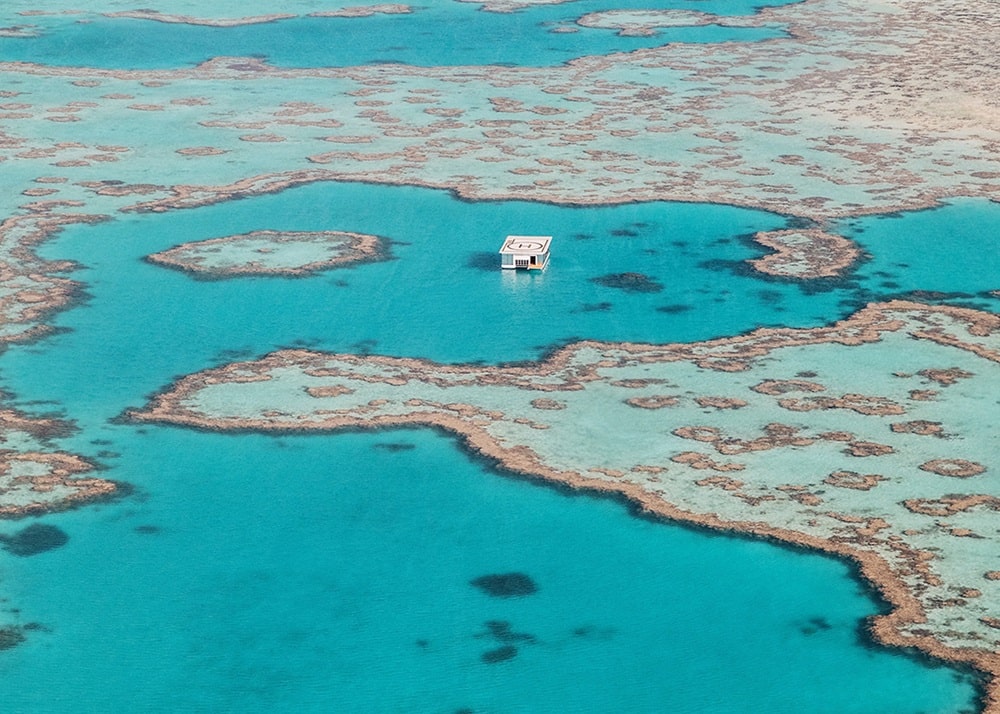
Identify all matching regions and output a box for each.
[0,183,989,712]
[838,198,1000,313]
[23,182,844,412]
[0,0,794,69]
[0,427,979,713]
[1,0,996,706]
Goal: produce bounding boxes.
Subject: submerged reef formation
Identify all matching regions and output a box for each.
[146,229,389,277]
[0,404,119,519]
[0,451,115,519]
[0,523,69,556]
[0,625,27,650]
[749,229,860,279]
[101,10,296,26]
[129,301,1000,704]
[308,5,412,18]
[0,211,105,345]
[576,10,760,36]
[470,573,538,598]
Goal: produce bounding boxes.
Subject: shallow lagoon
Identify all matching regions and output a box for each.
[0,0,794,69]
[23,181,846,413]
[0,183,991,711]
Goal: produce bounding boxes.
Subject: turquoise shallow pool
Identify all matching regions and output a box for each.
[0,183,993,712]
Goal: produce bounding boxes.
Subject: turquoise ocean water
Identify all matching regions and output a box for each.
[2,5,998,712]
[1,183,995,712]
[0,0,795,69]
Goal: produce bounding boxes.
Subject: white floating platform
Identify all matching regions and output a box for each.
[499,235,552,270]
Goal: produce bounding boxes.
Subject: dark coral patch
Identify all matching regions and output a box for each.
[373,442,417,452]
[470,573,537,598]
[0,524,69,557]
[799,616,833,635]
[0,626,26,650]
[481,620,536,644]
[474,620,535,663]
[590,272,663,293]
[785,216,818,230]
[656,303,693,314]
[481,645,518,663]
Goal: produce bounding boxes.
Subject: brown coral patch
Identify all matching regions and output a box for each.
[0,452,121,518]
[309,5,412,17]
[146,230,388,277]
[104,10,295,26]
[818,430,855,442]
[947,527,979,538]
[530,398,565,410]
[239,133,286,143]
[845,441,895,457]
[749,229,860,279]
[672,425,720,443]
[903,495,1000,517]
[306,385,355,398]
[918,368,973,386]
[674,423,814,455]
[919,459,987,478]
[779,393,905,416]
[751,378,826,395]
[891,420,945,437]
[610,378,668,388]
[82,182,164,197]
[791,491,824,506]
[823,470,886,490]
[694,475,744,490]
[176,146,227,156]
[695,396,747,409]
[626,395,679,409]
[750,379,826,397]
[673,451,745,472]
